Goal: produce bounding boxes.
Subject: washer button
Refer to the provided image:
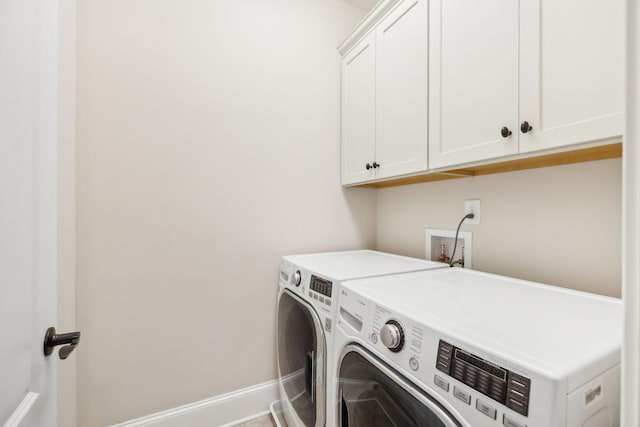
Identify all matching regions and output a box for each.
[409,357,419,371]
[476,399,497,420]
[434,375,449,392]
[453,386,471,405]
[503,415,526,427]
[371,333,378,344]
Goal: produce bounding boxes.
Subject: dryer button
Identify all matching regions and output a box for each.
[434,375,449,392]
[503,415,526,427]
[409,357,419,371]
[476,399,497,420]
[453,386,471,405]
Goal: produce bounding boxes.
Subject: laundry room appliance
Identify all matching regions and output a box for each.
[276,250,448,427]
[332,268,622,427]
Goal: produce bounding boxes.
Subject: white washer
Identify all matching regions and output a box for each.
[332,268,622,427]
[276,250,448,427]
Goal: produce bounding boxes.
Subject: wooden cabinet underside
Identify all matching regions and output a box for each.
[356,142,622,188]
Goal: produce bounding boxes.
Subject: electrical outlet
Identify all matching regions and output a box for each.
[464,199,481,224]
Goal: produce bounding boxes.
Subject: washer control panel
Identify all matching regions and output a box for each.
[369,304,426,375]
[436,340,531,417]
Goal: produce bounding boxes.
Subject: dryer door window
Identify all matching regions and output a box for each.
[277,290,325,427]
[338,345,461,427]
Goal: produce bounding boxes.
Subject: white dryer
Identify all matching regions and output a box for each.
[276,250,447,427]
[332,268,622,427]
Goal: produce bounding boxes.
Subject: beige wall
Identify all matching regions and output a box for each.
[69,1,621,425]
[58,1,77,427]
[75,1,373,425]
[377,158,622,297]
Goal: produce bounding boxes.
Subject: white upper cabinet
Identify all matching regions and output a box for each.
[429,0,520,169]
[519,0,624,153]
[374,0,428,180]
[341,0,428,185]
[429,0,624,169]
[342,32,377,185]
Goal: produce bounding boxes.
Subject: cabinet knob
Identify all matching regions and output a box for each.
[372,162,380,169]
[520,121,533,134]
[501,127,512,138]
[366,163,372,170]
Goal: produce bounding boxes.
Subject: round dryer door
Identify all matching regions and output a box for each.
[338,345,461,427]
[277,290,325,427]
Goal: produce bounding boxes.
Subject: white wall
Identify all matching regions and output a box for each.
[75,1,373,425]
[377,158,622,297]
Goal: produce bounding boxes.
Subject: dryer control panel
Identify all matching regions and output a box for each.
[436,340,531,417]
[310,275,332,297]
[279,260,335,316]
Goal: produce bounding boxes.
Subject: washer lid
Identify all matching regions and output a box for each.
[283,250,447,281]
[342,268,622,392]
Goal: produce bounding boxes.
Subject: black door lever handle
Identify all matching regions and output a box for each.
[58,343,78,360]
[44,327,81,360]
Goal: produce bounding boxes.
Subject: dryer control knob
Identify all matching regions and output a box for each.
[380,320,404,352]
[292,270,302,287]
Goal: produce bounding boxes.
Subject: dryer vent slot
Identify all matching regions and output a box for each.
[340,307,363,332]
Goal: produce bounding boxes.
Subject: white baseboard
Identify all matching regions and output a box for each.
[109,380,279,427]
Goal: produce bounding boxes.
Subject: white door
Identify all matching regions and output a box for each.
[375,0,428,179]
[1,1,59,426]
[519,0,624,153]
[341,32,377,185]
[429,0,519,169]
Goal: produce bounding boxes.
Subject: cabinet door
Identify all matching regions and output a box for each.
[519,0,624,153]
[375,0,429,179]
[429,0,519,169]
[341,33,376,185]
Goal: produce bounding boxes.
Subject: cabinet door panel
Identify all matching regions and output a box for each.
[429,0,519,169]
[375,0,428,179]
[519,0,624,152]
[341,33,376,185]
